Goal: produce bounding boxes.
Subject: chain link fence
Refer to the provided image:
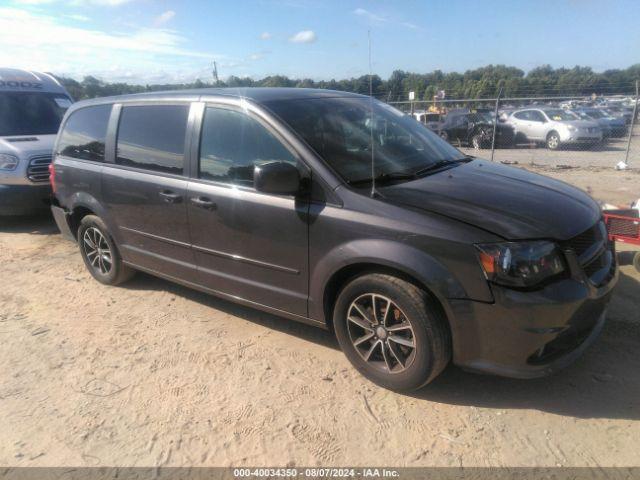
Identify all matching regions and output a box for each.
[388,89,639,170]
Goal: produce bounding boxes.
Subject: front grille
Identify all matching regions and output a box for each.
[563,221,605,259]
[562,220,615,287]
[27,155,52,183]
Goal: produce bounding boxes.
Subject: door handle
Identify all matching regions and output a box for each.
[190,196,217,211]
[159,190,183,203]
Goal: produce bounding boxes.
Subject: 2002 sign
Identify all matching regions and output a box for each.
[0,80,43,89]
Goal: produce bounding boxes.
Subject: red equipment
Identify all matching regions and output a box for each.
[603,209,640,272]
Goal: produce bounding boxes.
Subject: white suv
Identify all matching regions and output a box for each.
[507,107,602,150]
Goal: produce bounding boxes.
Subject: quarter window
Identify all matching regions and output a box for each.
[116,105,189,175]
[199,107,297,186]
[57,104,111,162]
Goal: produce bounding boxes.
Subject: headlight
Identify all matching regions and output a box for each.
[475,241,565,288]
[0,153,19,171]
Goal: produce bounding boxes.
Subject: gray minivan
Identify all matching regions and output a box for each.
[0,68,73,215]
[50,89,617,391]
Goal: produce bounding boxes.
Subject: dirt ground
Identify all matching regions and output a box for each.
[0,167,639,468]
[462,132,640,169]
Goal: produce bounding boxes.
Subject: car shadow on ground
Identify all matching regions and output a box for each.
[0,214,59,235]
[124,268,639,421]
[414,270,640,421]
[122,272,341,352]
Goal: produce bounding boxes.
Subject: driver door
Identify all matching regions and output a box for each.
[527,110,548,140]
[187,103,310,316]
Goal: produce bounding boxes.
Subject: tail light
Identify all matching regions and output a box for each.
[49,162,57,194]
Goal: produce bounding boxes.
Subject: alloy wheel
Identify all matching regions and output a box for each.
[82,227,113,275]
[346,293,416,374]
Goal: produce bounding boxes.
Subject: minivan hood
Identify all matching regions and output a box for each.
[0,134,56,155]
[379,160,600,241]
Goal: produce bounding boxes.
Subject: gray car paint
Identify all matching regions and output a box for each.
[51,88,616,378]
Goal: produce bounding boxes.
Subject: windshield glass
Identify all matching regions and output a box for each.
[543,109,578,121]
[0,92,71,136]
[265,97,466,184]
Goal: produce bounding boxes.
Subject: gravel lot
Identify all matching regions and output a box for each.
[461,136,640,169]
[0,167,639,468]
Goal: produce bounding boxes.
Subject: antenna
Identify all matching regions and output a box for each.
[368,30,376,198]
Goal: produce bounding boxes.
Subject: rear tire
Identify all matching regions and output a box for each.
[78,215,134,286]
[333,274,451,391]
[634,252,640,273]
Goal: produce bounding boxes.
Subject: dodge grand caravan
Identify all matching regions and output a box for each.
[50,88,618,391]
[0,68,73,215]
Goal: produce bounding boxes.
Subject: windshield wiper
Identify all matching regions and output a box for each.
[413,157,471,176]
[348,157,473,186]
[348,170,418,186]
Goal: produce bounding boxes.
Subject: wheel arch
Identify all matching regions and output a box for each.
[546,129,560,139]
[66,192,110,240]
[313,240,466,334]
[323,263,454,333]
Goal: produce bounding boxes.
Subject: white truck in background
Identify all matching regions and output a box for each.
[0,68,73,215]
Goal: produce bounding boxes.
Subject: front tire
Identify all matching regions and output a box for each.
[471,133,484,149]
[333,274,451,391]
[78,215,134,285]
[546,131,561,150]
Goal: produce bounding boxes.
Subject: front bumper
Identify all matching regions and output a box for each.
[448,270,618,379]
[560,130,602,144]
[0,184,51,216]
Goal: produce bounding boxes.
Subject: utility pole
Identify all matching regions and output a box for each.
[490,87,503,162]
[624,79,638,167]
[212,61,219,86]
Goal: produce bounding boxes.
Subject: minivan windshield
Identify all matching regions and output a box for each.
[0,92,71,137]
[265,97,467,185]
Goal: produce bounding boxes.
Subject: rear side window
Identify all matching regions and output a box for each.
[57,104,111,162]
[116,105,189,175]
[513,111,531,121]
[199,107,297,186]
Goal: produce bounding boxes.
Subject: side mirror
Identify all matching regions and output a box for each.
[254,161,301,195]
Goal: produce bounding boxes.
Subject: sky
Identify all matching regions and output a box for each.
[0,0,639,84]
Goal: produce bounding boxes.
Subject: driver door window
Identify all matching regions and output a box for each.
[199,107,298,187]
[530,111,546,123]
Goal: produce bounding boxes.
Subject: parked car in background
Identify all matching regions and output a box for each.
[603,105,634,125]
[413,112,443,133]
[572,108,627,138]
[50,88,616,391]
[0,68,73,215]
[438,109,514,149]
[506,107,602,150]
